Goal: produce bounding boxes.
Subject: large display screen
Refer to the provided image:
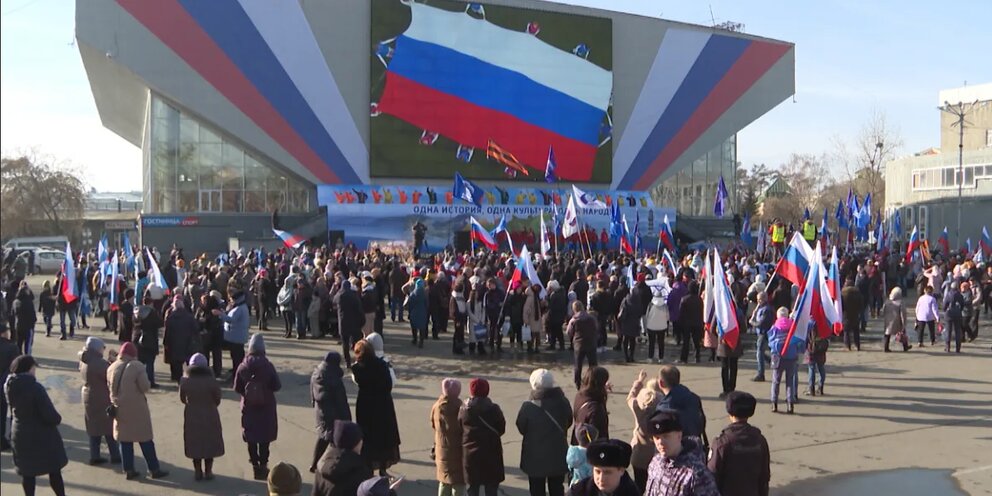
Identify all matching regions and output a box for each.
[370,0,613,183]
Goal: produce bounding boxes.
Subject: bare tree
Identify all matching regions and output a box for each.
[779,152,834,212]
[832,108,903,207]
[1,152,87,240]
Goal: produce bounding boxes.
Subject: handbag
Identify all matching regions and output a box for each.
[521,324,532,341]
[106,362,128,419]
[501,321,511,337]
[472,323,488,342]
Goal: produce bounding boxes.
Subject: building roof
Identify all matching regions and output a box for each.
[938,82,992,106]
[761,176,792,199]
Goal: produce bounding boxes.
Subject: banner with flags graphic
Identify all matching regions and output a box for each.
[487,139,529,176]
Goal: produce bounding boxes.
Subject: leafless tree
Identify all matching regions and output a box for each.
[1,152,87,240]
[831,108,903,208]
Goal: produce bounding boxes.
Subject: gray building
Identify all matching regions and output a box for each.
[885,83,992,249]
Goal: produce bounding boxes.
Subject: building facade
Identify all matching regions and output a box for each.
[885,83,992,248]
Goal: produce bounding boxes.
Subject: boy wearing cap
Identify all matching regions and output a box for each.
[567,439,639,496]
[644,410,718,496]
[707,392,770,496]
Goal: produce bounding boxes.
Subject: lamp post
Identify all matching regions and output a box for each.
[938,100,979,249]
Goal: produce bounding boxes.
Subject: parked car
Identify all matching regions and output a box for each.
[33,249,66,274]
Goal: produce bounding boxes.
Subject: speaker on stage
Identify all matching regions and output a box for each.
[328,230,345,248]
[453,230,470,253]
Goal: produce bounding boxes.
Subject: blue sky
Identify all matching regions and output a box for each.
[1,0,990,191]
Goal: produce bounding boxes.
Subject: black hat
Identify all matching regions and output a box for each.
[333,421,363,451]
[586,439,632,468]
[644,409,682,437]
[726,391,757,419]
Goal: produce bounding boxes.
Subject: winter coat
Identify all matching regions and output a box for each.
[4,374,68,476]
[716,330,744,358]
[566,311,599,352]
[133,304,163,354]
[570,390,609,444]
[313,446,373,496]
[179,366,224,459]
[460,396,506,485]
[219,295,250,345]
[0,336,18,390]
[568,472,639,496]
[618,293,643,338]
[407,286,429,330]
[545,288,569,327]
[841,286,865,330]
[656,383,706,442]
[78,349,114,437]
[334,288,365,338]
[707,422,771,496]
[516,387,573,477]
[352,356,401,468]
[882,299,905,336]
[628,381,660,470]
[645,295,671,332]
[678,293,704,330]
[523,290,542,336]
[666,282,688,324]
[645,439,720,496]
[431,395,465,485]
[768,317,802,362]
[163,307,200,365]
[311,354,351,441]
[107,356,154,443]
[234,353,281,443]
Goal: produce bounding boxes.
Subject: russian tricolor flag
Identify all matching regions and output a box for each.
[377,3,612,181]
[981,226,991,256]
[784,241,841,354]
[470,216,498,251]
[773,233,813,287]
[273,228,307,250]
[711,248,740,349]
[938,227,950,256]
[827,246,844,335]
[905,225,920,263]
[61,243,78,304]
[658,214,676,254]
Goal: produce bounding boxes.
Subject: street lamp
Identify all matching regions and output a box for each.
[938,99,979,248]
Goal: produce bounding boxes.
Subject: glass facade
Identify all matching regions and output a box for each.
[144,95,314,214]
[651,135,738,216]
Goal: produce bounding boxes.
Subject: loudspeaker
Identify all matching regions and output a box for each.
[453,231,471,253]
[327,230,345,248]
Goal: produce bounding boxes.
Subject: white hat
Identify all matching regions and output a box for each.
[529,368,555,390]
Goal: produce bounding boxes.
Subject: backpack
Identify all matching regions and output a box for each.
[244,373,267,407]
[945,293,964,319]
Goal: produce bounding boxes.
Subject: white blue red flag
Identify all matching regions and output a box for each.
[784,241,841,354]
[470,216,498,251]
[619,213,634,255]
[827,246,843,335]
[511,246,545,297]
[905,226,920,263]
[711,248,740,349]
[938,227,950,256]
[539,211,551,257]
[981,226,992,256]
[773,232,813,287]
[61,243,78,304]
[658,214,676,255]
[273,228,307,250]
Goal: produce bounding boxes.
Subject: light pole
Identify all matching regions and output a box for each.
[938,100,979,249]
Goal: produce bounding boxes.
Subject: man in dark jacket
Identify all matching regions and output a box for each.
[841,278,865,351]
[163,299,200,382]
[667,275,688,347]
[707,392,770,496]
[0,326,21,451]
[545,281,569,351]
[389,262,407,322]
[677,281,704,363]
[655,366,706,451]
[566,302,599,389]
[133,295,164,388]
[483,279,505,353]
[334,281,365,367]
[429,274,451,340]
[567,439,638,496]
[313,421,372,496]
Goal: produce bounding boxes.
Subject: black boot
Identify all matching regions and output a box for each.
[884,335,891,352]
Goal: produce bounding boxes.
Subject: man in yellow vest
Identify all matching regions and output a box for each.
[770,220,786,258]
[802,218,817,247]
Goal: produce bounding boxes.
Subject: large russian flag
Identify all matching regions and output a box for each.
[61,243,78,304]
[981,226,991,256]
[773,233,813,287]
[784,241,841,354]
[377,3,612,181]
[711,248,740,349]
[905,226,920,263]
[470,217,499,251]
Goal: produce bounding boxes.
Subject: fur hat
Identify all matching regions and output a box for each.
[441,378,461,398]
[586,439,632,468]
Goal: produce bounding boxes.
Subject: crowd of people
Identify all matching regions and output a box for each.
[0,236,990,495]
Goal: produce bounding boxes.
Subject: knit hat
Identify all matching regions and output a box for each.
[248,333,266,355]
[333,421,363,451]
[365,332,385,357]
[441,378,461,398]
[726,391,757,419]
[267,461,302,495]
[529,368,555,391]
[469,378,490,398]
[85,336,105,352]
[357,477,390,496]
[119,341,138,358]
[188,353,208,369]
[575,423,599,447]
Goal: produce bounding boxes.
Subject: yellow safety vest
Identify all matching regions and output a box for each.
[803,222,816,241]
[772,225,785,243]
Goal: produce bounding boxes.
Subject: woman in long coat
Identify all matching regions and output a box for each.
[460,378,506,496]
[351,339,401,475]
[179,353,224,481]
[5,355,68,495]
[617,292,642,363]
[310,351,352,473]
[79,337,119,465]
[108,341,168,480]
[516,369,572,496]
[431,378,465,496]
[522,284,543,354]
[406,278,429,348]
[882,287,911,352]
[234,333,282,480]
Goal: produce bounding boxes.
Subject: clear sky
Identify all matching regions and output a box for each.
[1,0,990,191]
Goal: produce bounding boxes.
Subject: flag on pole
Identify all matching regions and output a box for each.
[905,226,920,263]
[893,209,903,238]
[875,219,887,255]
[756,222,767,255]
[819,207,829,247]
[981,226,992,256]
[803,207,811,221]
[827,246,843,335]
[510,246,545,297]
[123,232,135,275]
[609,202,622,239]
[773,232,814,287]
[619,213,634,255]
[452,172,484,207]
[938,227,950,256]
[109,251,119,308]
[859,193,872,229]
[713,176,729,218]
[492,215,514,254]
[145,247,168,290]
[487,139,529,176]
[741,212,753,247]
[835,199,849,230]
[661,249,677,275]
[273,228,307,250]
[61,242,78,304]
[658,214,676,254]
[544,146,557,184]
[562,194,580,238]
[846,188,855,219]
[783,241,842,354]
[539,211,551,257]
[702,250,714,326]
[633,210,641,254]
[711,248,740,349]
[470,217,499,251]
[572,185,606,209]
[97,234,108,265]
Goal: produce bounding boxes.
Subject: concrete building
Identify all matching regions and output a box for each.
[885,83,992,249]
[76,0,795,253]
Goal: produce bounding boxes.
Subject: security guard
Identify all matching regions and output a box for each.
[802,217,817,246]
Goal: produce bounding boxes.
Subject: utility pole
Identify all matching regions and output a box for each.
[938,100,979,249]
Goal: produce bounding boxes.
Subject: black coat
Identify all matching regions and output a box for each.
[312,446,373,496]
[460,396,506,485]
[311,354,351,441]
[516,387,573,477]
[163,307,200,365]
[568,472,639,496]
[571,390,609,444]
[4,374,68,477]
[0,336,19,385]
[546,288,568,325]
[352,356,401,468]
[133,304,163,354]
[335,288,365,338]
[618,293,642,338]
[678,294,704,330]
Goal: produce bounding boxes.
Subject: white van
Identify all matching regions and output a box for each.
[2,236,70,251]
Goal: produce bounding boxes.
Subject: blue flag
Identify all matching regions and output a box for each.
[846,188,855,218]
[859,193,872,229]
[803,207,811,221]
[741,212,752,247]
[544,146,557,184]
[835,200,849,229]
[609,203,622,239]
[713,176,728,218]
[452,172,483,207]
[893,209,902,237]
[820,207,829,241]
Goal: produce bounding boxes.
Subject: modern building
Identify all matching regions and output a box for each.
[76,0,795,253]
[885,83,992,249]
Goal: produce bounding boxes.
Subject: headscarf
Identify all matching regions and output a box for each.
[85,336,105,352]
[248,333,266,355]
[188,352,208,369]
[365,333,385,358]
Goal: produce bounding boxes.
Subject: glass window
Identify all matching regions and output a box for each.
[223,190,243,212]
[985,165,992,176]
[965,166,975,185]
[199,125,221,144]
[179,191,198,212]
[245,191,266,212]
